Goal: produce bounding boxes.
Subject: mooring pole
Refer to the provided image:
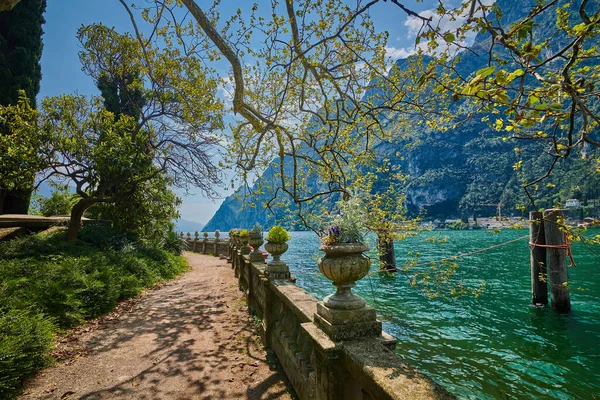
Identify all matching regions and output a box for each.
[377,232,397,271]
[529,211,548,305]
[543,209,571,313]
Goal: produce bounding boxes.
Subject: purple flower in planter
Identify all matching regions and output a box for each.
[328,226,341,236]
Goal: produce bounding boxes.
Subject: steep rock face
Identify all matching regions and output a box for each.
[204,0,598,230]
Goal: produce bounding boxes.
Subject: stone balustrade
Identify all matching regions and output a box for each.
[229,237,455,400]
[181,232,230,257]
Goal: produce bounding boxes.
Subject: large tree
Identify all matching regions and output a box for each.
[0,23,223,240]
[0,0,46,214]
[124,0,598,212]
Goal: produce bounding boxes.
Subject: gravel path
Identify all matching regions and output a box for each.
[21,252,292,400]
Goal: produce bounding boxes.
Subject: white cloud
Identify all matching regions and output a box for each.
[400,0,496,56]
[217,75,235,110]
[385,46,415,61]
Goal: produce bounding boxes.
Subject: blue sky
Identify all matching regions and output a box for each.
[38,0,451,224]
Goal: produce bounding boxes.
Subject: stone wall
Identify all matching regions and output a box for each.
[229,240,456,400]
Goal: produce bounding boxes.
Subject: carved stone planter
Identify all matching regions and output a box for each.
[239,236,250,255]
[318,243,370,310]
[264,242,290,279]
[314,242,382,341]
[248,236,265,262]
[264,242,288,263]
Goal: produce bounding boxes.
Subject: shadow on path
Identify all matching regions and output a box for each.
[22,253,292,400]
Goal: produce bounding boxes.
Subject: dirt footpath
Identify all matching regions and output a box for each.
[21,252,293,400]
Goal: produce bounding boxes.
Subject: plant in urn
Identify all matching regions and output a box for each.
[318,226,370,310]
[239,229,251,255]
[314,198,382,341]
[264,226,291,279]
[248,224,265,262]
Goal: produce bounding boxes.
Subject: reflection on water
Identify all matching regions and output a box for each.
[284,229,600,399]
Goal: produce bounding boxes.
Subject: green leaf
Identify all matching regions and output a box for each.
[443,32,456,43]
[506,69,524,83]
[476,66,496,79]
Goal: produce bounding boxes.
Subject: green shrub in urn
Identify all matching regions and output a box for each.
[266,226,291,244]
[239,229,250,245]
[250,223,263,239]
[264,226,291,263]
[248,224,264,259]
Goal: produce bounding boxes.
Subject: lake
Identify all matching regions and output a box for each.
[282,229,600,399]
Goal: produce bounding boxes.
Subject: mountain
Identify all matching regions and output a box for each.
[175,219,205,234]
[204,0,600,231]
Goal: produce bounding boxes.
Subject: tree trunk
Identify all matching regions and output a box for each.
[67,199,92,241]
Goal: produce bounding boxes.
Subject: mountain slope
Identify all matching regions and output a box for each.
[205,0,599,231]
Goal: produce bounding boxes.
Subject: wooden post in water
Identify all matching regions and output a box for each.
[543,209,571,313]
[529,211,548,305]
[377,232,396,271]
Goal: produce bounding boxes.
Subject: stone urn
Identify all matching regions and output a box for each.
[318,243,370,310]
[248,235,264,259]
[264,242,288,265]
[240,235,249,246]
[248,235,264,251]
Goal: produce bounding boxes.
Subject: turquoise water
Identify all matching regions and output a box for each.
[283,229,600,399]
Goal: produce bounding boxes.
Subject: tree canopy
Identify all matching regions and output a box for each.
[0,22,224,239]
[0,0,46,214]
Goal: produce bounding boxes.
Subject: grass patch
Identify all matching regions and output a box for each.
[0,225,188,398]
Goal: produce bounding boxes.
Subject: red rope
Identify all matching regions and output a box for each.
[529,233,576,267]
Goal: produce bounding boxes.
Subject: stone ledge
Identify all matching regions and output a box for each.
[343,339,456,400]
[300,322,338,355]
[270,281,319,323]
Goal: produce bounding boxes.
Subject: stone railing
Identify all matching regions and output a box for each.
[181,232,230,257]
[229,237,455,400]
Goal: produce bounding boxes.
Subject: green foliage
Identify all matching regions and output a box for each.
[250,223,263,238]
[0,309,54,397]
[448,221,469,230]
[0,0,46,213]
[0,0,46,108]
[31,188,79,217]
[0,91,43,192]
[0,226,187,396]
[159,224,187,255]
[86,174,181,240]
[266,226,291,244]
[322,197,367,245]
[239,229,249,238]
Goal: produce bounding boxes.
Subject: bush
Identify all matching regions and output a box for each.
[250,224,263,238]
[31,189,79,217]
[0,227,188,398]
[0,310,54,397]
[266,225,291,243]
[448,220,469,230]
